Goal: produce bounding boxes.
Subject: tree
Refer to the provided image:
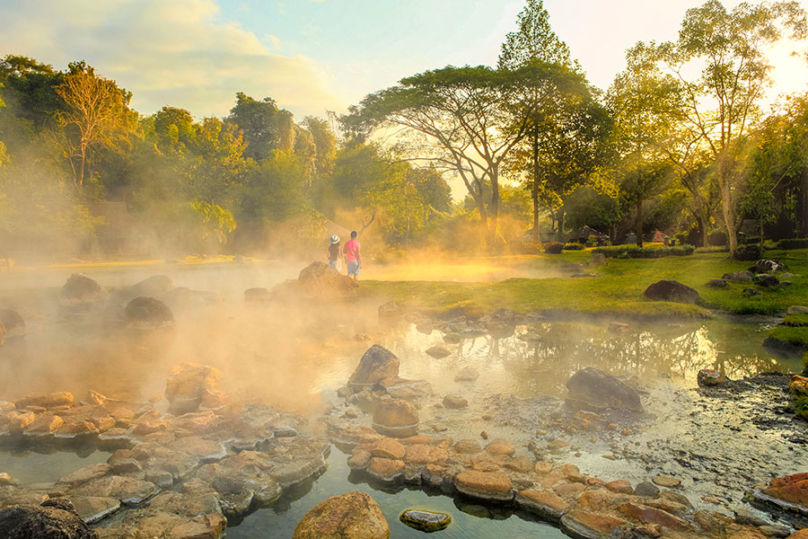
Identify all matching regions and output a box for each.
[54,61,137,194]
[228,92,296,160]
[653,0,807,253]
[344,65,580,243]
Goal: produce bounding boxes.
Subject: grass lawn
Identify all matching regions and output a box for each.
[361,248,808,319]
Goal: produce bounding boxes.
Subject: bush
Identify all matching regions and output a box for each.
[777,238,808,250]
[562,243,584,251]
[739,235,762,245]
[543,242,564,254]
[733,244,762,261]
[591,245,695,259]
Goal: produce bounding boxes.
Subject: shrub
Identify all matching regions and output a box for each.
[591,245,695,259]
[543,242,564,254]
[783,314,808,328]
[739,235,761,245]
[562,243,584,251]
[777,238,808,250]
[733,244,762,261]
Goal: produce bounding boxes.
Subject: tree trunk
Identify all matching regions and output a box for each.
[717,155,738,254]
[531,131,540,243]
[558,210,565,241]
[636,198,643,248]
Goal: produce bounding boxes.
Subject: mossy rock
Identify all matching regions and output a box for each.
[400,509,451,532]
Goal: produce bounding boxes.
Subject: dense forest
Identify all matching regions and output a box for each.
[1,0,808,261]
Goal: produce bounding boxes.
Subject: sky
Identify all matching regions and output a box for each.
[0,0,807,121]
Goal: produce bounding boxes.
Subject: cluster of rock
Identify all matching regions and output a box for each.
[0,367,330,538]
[710,259,796,293]
[267,262,359,302]
[333,426,787,539]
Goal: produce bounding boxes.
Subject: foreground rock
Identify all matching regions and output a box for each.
[165,363,226,415]
[643,280,700,304]
[753,473,808,515]
[750,259,786,274]
[60,274,107,312]
[293,491,389,539]
[0,499,96,539]
[565,367,642,412]
[400,509,451,532]
[298,261,359,298]
[697,369,729,387]
[349,346,400,391]
[372,399,419,438]
[123,297,175,329]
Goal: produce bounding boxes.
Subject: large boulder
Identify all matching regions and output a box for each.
[60,274,107,311]
[372,399,419,438]
[128,275,175,298]
[0,309,25,338]
[124,297,175,329]
[165,364,226,415]
[565,367,643,412]
[349,345,400,391]
[750,259,786,274]
[722,271,754,283]
[293,491,389,539]
[643,280,700,304]
[298,262,359,298]
[0,498,97,539]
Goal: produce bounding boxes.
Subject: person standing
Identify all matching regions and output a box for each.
[343,231,362,280]
[327,235,342,270]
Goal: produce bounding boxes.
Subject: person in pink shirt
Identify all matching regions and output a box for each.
[343,231,362,280]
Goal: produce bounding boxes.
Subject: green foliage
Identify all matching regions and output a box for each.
[793,395,808,418]
[592,245,695,258]
[543,241,564,254]
[733,244,763,261]
[767,326,808,349]
[777,238,808,249]
[563,243,584,251]
[783,314,808,327]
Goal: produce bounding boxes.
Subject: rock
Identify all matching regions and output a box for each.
[349,345,400,391]
[790,375,808,397]
[123,297,175,329]
[643,280,700,304]
[57,464,111,489]
[0,473,17,487]
[709,279,728,288]
[244,288,272,303]
[71,475,159,505]
[455,367,480,382]
[754,473,808,514]
[453,439,482,454]
[71,497,121,524]
[165,363,224,416]
[744,288,761,297]
[750,259,786,274]
[425,345,451,359]
[652,476,681,488]
[367,457,405,482]
[415,321,433,335]
[442,395,468,409]
[761,525,793,538]
[6,411,35,433]
[485,439,515,456]
[565,367,642,412]
[378,301,404,322]
[443,333,462,344]
[16,392,74,409]
[372,399,419,438]
[60,273,108,310]
[25,414,64,436]
[788,306,808,315]
[400,509,451,532]
[590,253,607,267]
[561,509,626,539]
[517,490,571,523]
[734,508,769,527]
[0,309,25,338]
[298,261,359,298]
[0,499,96,539]
[455,471,513,502]
[635,482,660,497]
[723,271,754,283]
[756,274,780,287]
[378,378,431,400]
[348,449,372,470]
[292,491,389,539]
[619,502,690,531]
[371,438,406,460]
[605,480,633,494]
[128,275,174,298]
[698,369,729,387]
[404,444,448,466]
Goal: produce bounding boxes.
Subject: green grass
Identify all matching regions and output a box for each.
[362,248,808,319]
[766,327,808,349]
[783,314,808,327]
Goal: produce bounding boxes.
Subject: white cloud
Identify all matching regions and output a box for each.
[0,0,347,119]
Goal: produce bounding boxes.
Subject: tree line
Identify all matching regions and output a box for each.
[1,0,808,260]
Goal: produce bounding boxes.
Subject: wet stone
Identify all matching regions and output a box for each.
[368,457,405,483]
[71,496,121,524]
[561,509,627,539]
[443,395,468,409]
[400,509,451,532]
[371,438,406,460]
[455,366,480,382]
[426,345,452,359]
[293,491,389,539]
[652,475,681,488]
[453,439,482,454]
[605,480,634,494]
[517,490,571,523]
[455,471,513,502]
[635,481,660,497]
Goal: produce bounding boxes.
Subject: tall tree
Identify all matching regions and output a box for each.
[54,61,137,194]
[653,0,807,253]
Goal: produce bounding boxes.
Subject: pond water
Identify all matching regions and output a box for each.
[228,448,567,539]
[0,445,110,485]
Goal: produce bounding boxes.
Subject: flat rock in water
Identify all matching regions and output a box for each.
[400,509,451,532]
[565,367,642,412]
[425,345,451,359]
[124,297,175,329]
[293,491,389,539]
[455,366,480,382]
[372,398,419,438]
[443,395,468,409]
[643,280,700,304]
[454,471,513,502]
[652,476,682,488]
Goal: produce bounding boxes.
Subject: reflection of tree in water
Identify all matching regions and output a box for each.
[458,321,785,397]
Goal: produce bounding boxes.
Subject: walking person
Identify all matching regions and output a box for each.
[343,231,362,281]
[327,235,342,270]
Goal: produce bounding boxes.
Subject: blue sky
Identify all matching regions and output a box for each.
[1,0,806,120]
